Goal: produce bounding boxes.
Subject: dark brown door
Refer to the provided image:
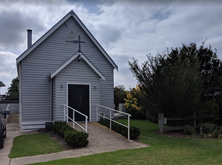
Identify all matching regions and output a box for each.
[68,84,89,121]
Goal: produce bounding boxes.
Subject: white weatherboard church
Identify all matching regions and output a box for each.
[16,10,118,131]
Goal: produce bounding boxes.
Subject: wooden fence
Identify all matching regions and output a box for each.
[158,112,196,133]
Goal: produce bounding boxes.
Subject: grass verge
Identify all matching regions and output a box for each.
[9,133,63,158]
[29,120,222,165]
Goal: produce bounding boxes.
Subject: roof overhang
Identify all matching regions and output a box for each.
[50,51,105,81]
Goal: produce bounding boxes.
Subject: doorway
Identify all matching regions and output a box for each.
[68,84,90,121]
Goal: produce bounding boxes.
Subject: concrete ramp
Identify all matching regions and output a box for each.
[72,122,148,152]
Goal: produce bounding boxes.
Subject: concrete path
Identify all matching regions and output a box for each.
[0,123,36,165]
[0,114,36,165]
[1,115,149,165]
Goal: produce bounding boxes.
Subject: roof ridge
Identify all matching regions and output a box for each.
[69,10,75,15]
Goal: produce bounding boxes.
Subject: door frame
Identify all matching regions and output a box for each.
[66,82,91,122]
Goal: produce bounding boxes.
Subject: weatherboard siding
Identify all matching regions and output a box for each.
[20,16,114,123]
[53,58,100,121]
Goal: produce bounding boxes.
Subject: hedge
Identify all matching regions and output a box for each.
[52,121,89,147]
[98,119,140,140]
[183,125,195,135]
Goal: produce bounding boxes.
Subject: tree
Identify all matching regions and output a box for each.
[124,85,146,119]
[6,77,19,100]
[166,43,222,97]
[129,43,222,123]
[114,85,126,109]
[129,55,202,120]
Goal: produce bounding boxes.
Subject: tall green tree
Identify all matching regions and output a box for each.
[129,55,202,120]
[129,43,222,123]
[6,77,19,100]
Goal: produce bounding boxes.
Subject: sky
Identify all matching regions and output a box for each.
[0,0,222,94]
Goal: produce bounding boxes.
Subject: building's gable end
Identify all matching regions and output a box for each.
[16,10,118,70]
[50,52,105,80]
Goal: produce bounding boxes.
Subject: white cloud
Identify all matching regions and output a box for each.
[0,0,222,93]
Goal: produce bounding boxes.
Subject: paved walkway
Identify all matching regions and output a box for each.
[0,123,36,165]
[0,115,149,165]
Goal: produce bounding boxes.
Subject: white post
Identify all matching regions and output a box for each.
[73,110,74,128]
[85,117,88,133]
[67,107,69,122]
[6,104,10,111]
[128,115,130,140]
[110,109,112,130]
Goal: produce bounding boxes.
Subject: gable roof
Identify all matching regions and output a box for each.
[50,51,105,81]
[0,81,5,87]
[16,10,118,71]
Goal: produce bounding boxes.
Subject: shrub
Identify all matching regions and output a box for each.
[202,123,216,134]
[124,86,146,119]
[99,119,140,140]
[52,121,66,134]
[98,119,110,128]
[184,125,195,135]
[213,129,220,138]
[58,124,74,138]
[130,126,140,139]
[64,131,89,147]
[53,121,89,147]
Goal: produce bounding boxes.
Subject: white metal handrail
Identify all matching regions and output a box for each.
[6,104,10,111]
[94,104,131,140]
[63,104,88,133]
[5,104,10,123]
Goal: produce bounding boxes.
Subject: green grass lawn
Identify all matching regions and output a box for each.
[29,120,222,165]
[9,133,63,158]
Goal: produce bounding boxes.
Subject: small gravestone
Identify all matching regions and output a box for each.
[119,103,126,112]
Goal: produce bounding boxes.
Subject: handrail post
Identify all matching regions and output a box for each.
[73,110,74,128]
[95,104,132,140]
[63,104,88,133]
[85,117,88,133]
[128,115,130,140]
[110,109,112,130]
